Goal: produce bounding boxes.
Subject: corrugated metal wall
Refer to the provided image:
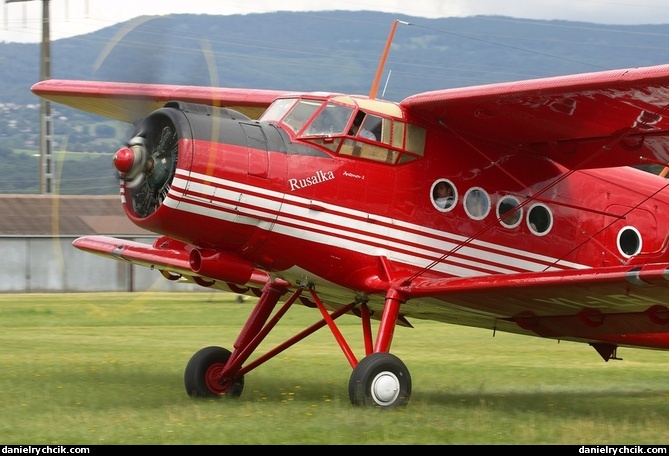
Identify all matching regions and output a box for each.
[0,236,207,293]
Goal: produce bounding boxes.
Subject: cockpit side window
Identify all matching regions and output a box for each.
[282,99,323,133]
[350,111,382,140]
[259,98,298,123]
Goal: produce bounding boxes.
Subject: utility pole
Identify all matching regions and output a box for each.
[5,0,52,194]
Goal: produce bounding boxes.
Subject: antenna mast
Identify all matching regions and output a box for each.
[369,19,409,99]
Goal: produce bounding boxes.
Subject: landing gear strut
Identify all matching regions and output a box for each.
[183,282,412,408]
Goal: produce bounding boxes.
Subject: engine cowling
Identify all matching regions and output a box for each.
[114,108,182,219]
[114,102,253,221]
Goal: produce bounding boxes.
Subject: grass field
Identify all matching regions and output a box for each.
[0,292,668,445]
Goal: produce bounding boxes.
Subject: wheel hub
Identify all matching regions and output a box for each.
[370,371,400,405]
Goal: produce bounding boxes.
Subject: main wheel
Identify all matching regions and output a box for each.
[184,346,244,398]
[348,352,411,408]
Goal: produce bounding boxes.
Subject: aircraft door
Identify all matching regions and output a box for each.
[243,123,270,178]
[236,122,284,256]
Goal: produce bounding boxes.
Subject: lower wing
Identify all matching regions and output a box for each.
[402,264,669,348]
[72,235,286,292]
[73,235,669,349]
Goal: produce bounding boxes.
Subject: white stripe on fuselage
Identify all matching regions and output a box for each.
[161,170,587,277]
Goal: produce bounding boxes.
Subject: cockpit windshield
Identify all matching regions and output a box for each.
[259,95,426,164]
[261,98,355,136]
[283,99,322,133]
[304,103,354,136]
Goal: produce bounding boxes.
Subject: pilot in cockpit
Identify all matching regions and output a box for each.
[350,111,377,140]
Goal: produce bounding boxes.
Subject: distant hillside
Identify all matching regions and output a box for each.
[1,11,669,194]
[3,11,669,104]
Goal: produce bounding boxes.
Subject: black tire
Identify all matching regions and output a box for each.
[184,346,244,398]
[348,353,411,408]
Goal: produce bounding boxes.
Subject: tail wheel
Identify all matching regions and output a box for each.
[348,352,411,408]
[184,346,244,398]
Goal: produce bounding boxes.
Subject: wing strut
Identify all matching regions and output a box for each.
[374,289,404,353]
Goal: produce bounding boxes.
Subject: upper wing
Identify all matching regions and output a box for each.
[31,79,294,123]
[400,263,669,346]
[401,64,669,170]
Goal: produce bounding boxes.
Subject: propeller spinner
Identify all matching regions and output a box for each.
[114,120,179,219]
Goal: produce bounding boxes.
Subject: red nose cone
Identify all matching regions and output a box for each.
[114,147,135,174]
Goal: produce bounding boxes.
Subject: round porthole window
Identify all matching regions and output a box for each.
[464,187,490,220]
[617,226,642,257]
[431,179,457,212]
[527,203,552,235]
[497,196,522,228]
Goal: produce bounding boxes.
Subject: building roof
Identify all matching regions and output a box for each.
[0,194,150,236]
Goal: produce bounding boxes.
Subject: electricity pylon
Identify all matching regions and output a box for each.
[5,0,52,194]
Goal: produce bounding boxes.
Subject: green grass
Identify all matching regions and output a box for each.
[0,292,668,444]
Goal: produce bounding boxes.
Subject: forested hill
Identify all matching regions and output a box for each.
[2,10,669,104]
[1,11,668,194]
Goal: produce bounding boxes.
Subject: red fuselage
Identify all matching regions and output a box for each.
[114,95,669,349]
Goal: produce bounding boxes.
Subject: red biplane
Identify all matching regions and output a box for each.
[31,20,669,408]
